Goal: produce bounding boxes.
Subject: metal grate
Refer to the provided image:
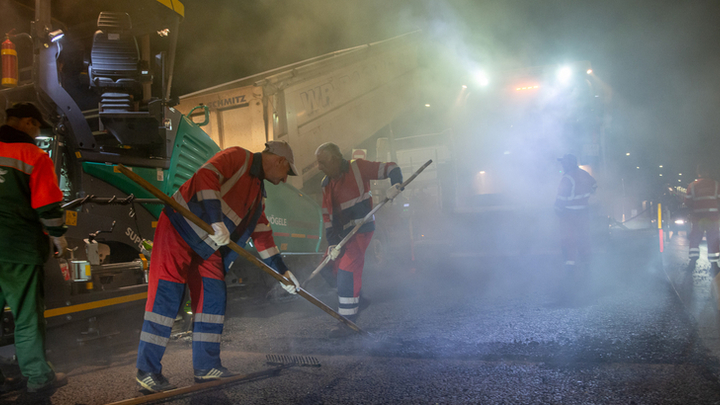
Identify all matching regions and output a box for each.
[266,354,321,367]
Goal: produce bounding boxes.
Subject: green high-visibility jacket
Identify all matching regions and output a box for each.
[0,125,66,264]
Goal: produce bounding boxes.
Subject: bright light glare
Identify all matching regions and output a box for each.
[462,85,467,89]
[425,104,431,107]
[679,173,682,175]
[659,174,663,176]
[479,171,486,174]
[626,153,630,156]
[675,219,685,225]
[586,69,593,74]
[474,71,489,86]
[557,66,572,82]
[659,165,663,168]
[636,167,640,169]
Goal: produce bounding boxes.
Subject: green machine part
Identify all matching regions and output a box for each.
[82,112,322,254]
[263,182,323,253]
[82,113,221,218]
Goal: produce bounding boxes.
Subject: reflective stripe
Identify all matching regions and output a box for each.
[351,160,364,196]
[378,163,387,179]
[694,208,719,213]
[220,200,243,225]
[40,217,65,227]
[694,196,718,201]
[194,313,225,324]
[193,332,222,343]
[201,163,224,182]
[324,221,333,229]
[144,311,175,327]
[253,223,271,232]
[338,307,358,315]
[339,296,359,304]
[0,156,34,175]
[339,192,371,211]
[258,246,280,259]
[565,261,575,265]
[140,331,169,347]
[196,189,220,201]
[565,205,588,210]
[689,248,700,251]
[322,208,329,214]
[220,150,251,197]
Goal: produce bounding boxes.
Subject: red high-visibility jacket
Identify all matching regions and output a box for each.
[321,159,401,245]
[164,147,286,272]
[685,177,720,217]
[0,125,66,264]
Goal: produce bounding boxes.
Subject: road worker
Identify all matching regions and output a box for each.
[315,142,403,338]
[135,141,300,393]
[555,154,597,273]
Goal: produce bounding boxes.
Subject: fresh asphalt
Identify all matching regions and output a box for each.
[3,224,720,404]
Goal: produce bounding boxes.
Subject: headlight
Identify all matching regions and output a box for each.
[674,219,685,225]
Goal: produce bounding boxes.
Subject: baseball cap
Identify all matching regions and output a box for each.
[265,140,298,176]
[557,154,578,165]
[6,102,51,128]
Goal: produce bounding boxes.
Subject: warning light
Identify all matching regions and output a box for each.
[515,85,540,91]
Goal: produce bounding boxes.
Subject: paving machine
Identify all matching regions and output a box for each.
[0,0,322,350]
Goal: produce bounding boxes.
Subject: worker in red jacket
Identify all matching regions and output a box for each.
[135,141,300,393]
[684,163,720,275]
[315,142,403,338]
[555,154,597,273]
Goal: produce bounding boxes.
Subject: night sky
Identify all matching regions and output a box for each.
[172,0,720,180]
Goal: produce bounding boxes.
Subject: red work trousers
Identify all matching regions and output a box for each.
[137,212,226,374]
[688,215,720,263]
[558,210,591,267]
[332,231,373,318]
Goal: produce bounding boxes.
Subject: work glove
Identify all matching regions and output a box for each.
[328,245,343,261]
[52,236,68,258]
[281,270,300,294]
[209,222,231,246]
[385,184,403,201]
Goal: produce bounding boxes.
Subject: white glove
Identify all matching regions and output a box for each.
[328,245,342,261]
[209,222,231,246]
[385,184,403,200]
[52,236,68,258]
[281,271,300,294]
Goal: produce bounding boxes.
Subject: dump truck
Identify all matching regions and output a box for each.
[0,0,322,348]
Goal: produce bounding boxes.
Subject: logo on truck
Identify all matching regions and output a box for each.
[267,215,287,227]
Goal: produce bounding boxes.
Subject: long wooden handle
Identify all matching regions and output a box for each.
[116,164,366,335]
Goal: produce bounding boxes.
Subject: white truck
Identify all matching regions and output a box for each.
[175,32,420,191]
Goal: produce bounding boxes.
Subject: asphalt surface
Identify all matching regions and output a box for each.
[3,223,720,404]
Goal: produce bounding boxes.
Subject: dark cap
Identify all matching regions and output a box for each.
[557,153,578,166]
[265,140,298,176]
[6,102,51,128]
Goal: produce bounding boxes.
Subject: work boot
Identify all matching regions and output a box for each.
[26,372,67,395]
[136,370,176,393]
[194,366,234,383]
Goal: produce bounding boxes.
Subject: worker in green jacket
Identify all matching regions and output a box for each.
[0,102,68,395]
